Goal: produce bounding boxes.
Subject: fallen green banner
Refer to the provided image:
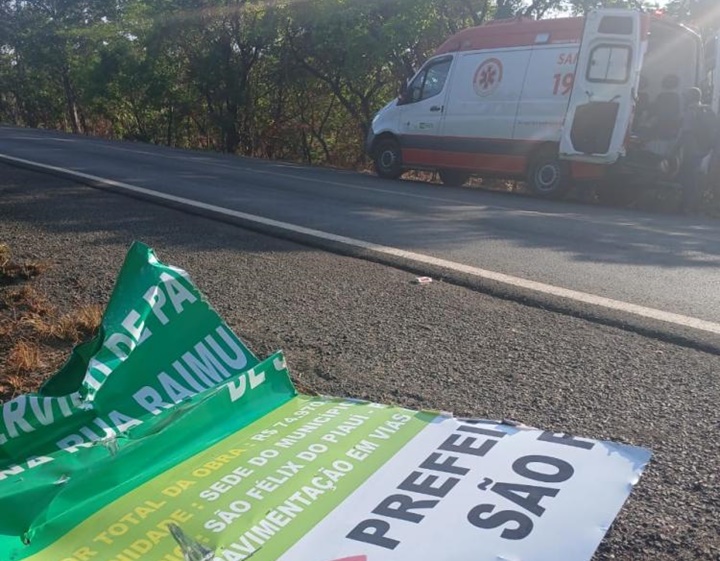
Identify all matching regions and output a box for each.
[0,243,651,561]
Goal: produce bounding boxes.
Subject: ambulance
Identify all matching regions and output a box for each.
[366,9,714,198]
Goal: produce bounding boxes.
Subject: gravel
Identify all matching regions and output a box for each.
[1,163,719,560]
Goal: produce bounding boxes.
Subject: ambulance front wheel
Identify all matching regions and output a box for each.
[527,152,571,199]
[374,139,403,179]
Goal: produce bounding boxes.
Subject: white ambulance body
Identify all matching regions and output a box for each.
[702,34,720,182]
[709,35,720,114]
[366,9,705,197]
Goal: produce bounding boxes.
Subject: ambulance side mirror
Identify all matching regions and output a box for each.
[398,82,409,105]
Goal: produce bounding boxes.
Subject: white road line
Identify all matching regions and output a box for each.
[3,152,720,336]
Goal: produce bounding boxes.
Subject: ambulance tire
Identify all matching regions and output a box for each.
[374,139,403,179]
[438,170,470,187]
[527,152,571,199]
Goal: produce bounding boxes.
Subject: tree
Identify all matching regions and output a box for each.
[0,0,680,166]
[150,0,278,154]
[665,0,720,34]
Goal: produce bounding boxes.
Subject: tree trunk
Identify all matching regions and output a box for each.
[61,66,82,134]
[167,104,174,146]
[223,118,240,153]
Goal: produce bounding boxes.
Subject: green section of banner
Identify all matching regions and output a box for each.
[23,396,433,560]
[0,242,436,561]
[213,402,431,561]
[0,243,297,559]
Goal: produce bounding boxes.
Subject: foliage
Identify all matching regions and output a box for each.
[664,0,720,34]
[0,0,670,165]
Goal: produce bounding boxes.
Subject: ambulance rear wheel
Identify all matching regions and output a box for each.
[374,139,403,179]
[527,153,570,199]
[438,170,470,187]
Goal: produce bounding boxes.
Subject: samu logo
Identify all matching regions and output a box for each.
[473,58,503,97]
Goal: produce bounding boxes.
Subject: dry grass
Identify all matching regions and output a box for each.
[0,244,49,283]
[0,367,51,400]
[0,320,11,340]
[0,245,102,402]
[54,305,103,343]
[5,341,44,374]
[3,285,54,316]
[1,285,101,342]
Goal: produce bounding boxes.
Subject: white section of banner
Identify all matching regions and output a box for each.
[278,416,650,561]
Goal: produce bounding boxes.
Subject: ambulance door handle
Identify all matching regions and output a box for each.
[430,105,443,112]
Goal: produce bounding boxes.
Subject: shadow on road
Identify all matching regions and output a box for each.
[343,176,720,270]
[0,165,306,257]
[2,161,720,272]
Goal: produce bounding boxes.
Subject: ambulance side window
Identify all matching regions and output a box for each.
[407,58,452,103]
[587,45,632,84]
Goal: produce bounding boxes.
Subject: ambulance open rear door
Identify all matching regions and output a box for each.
[560,9,646,164]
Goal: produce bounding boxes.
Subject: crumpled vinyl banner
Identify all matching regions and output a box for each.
[0,242,652,561]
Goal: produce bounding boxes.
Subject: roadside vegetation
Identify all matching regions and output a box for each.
[1,0,719,211]
[0,244,102,401]
[1,0,713,167]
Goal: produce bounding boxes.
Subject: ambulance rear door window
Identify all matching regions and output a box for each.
[587,45,632,84]
[598,16,633,35]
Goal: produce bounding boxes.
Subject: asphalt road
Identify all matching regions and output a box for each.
[1,164,719,561]
[1,125,720,335]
